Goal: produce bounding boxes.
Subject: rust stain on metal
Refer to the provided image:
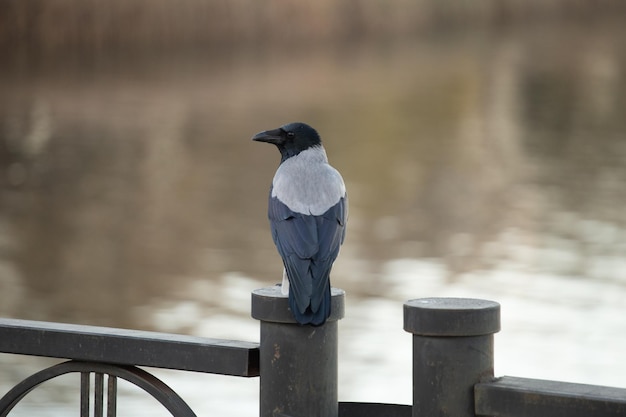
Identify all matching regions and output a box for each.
[272,343,280,364]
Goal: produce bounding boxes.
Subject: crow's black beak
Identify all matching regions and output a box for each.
[252,128,284,145]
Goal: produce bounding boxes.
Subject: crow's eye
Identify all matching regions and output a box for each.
[286,131,295,139]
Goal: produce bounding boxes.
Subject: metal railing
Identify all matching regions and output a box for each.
[1,286,625,417]
[0,317,259,417]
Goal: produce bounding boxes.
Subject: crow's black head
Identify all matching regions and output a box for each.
[252,122,322,162]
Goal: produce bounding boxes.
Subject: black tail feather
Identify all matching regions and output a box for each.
[288,284,331,326]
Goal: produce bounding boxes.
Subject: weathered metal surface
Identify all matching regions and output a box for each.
[80,372,89,417]
[0,361,196,417]
[95,373,105,417]
[404,297,500,417]
[107,375,117,417]
[475,376,626,417]
[0,318,259,377]
[403,297,500,336]
[338,402,412,417]
[252,286,344,417]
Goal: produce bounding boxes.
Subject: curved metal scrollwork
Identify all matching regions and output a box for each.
[0,360,196,417]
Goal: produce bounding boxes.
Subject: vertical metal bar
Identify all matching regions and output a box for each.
[252,287,345,417]
[80,372,90,417]
[404,298,500,417]
[94,373,104,417]
[107,375,117,417]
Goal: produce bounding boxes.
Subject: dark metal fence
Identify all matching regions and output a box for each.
[0,317,259,417]
[1,287,625,417]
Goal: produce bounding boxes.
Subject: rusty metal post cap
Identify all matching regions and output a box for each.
[251,286,345,323]
[404,297,500,336]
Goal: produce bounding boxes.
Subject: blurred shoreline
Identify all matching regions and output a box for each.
[2,1,625,64]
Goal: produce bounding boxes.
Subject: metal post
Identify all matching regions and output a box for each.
[80,372,90,417]
[403,298,500,417]
[252,286,345,417]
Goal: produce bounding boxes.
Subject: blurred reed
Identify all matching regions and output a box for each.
[1,0,624,57]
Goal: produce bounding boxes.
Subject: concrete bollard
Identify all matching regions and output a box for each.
[252,286,345,417]
[403,297,500,417]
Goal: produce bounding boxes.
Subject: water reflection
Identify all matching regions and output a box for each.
[1,18,626,413]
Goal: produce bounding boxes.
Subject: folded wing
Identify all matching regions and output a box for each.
[269,192,347,325]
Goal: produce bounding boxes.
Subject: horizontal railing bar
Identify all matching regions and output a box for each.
[0,318,259,377]
[475,376,626,417]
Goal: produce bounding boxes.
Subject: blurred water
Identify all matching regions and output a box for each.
[1,20,626,416]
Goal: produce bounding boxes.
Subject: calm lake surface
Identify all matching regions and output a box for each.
[1,19,626,416]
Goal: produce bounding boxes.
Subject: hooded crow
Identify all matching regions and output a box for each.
[252,122,347,325]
